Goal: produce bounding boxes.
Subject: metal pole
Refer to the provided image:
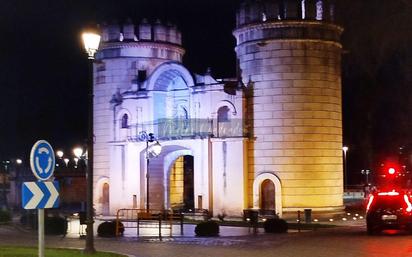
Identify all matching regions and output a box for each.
[1,168,6,209]
[159,215,162,240]
[38,209,44,257]
[146,140,150,212]
[180,211,184,235]
[84,57,96,254]
[2,163,8,209]
[343,151,347,190]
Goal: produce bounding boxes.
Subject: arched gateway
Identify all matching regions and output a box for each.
[92,7,346,217]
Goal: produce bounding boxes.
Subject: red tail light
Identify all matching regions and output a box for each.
[388,167,396,175]
[366,195,374,211]
[404,195,412,212]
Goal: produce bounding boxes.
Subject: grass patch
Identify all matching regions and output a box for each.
[0,246,126,257]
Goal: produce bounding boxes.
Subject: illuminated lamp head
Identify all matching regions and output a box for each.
[388,167,396,175]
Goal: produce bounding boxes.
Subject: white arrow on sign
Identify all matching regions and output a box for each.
[44,182,59,208]
[25,183,44,209]
[22,181,59,209]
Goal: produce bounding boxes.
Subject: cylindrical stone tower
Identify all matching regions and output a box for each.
[234,0,344,213]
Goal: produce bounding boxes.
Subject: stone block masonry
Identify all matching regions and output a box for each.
[234,15,344,212]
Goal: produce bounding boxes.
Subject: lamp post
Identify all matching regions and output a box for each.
[361,169,371,185]
[82,30,100,254]
[144,132,162,211]
[14,159,22,209]
[342,146,349,190]
[1,160,10,209]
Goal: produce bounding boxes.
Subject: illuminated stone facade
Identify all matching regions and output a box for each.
[234,0,344,213]
[93,0,344,217]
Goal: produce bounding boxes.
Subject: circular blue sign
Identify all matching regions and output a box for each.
[30,140,55,181]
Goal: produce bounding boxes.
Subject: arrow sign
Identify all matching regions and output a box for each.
[22,181,59,209]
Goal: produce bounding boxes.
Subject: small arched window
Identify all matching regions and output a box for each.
[217,106,230,123]
[121,114,129,128]
[315,0,323,20]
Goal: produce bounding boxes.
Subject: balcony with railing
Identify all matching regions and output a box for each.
[124,118,247,142]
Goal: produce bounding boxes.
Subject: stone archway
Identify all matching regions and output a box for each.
[168,155,194,211]
[253,173,282,216]
[95,177,109,215]
[140,145,194,211]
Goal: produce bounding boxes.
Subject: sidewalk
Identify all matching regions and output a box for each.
[0,216,366,257]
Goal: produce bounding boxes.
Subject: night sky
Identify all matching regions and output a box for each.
[1,0,412,183]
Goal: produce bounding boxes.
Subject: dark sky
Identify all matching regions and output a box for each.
[0,0,239,160]
[1,0,412,182]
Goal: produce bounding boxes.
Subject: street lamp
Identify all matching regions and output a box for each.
[56,150,64,159]
[342,146,349,190]
[55,151,64,168]
[82,29,100,254]
[73,147,83,159]
[144,132,162,211]
[361,169,371,185]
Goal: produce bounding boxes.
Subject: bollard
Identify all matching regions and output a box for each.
[159,214,162,241]
[180,212,184,236]
[252,210,258,234]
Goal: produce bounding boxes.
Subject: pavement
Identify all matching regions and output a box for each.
[0,214,367,257]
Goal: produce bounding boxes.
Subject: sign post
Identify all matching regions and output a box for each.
[23,140,59,257]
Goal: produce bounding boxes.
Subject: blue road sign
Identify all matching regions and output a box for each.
[30,140,55,181]
[22,181,59,209]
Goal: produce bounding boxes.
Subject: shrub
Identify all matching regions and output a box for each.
[194,220,219,237]
[45,216,67,235]
[263,218,288,233]
[20,212,37,228]
[20,213,67,235]
[97,221,124,237]
[0,209,11,223]
[0,210,11,222]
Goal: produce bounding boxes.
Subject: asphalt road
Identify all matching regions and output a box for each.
[1,223,412,257]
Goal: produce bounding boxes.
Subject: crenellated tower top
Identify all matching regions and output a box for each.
[236,0,336,27]
[234,0,342,49]
[96,19,184,62]
[101,18,182,45]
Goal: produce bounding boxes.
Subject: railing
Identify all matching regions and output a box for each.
[123,118,247,142]
[115,208,184,239]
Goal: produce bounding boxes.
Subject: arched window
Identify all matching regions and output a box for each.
[316,0,323,20]
[121,114,129,128]
[102,183,110,215]
[217,106,230,123]
[217,106,231,138]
